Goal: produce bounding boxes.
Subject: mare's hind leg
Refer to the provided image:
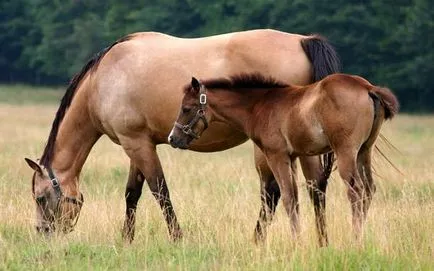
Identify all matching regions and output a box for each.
[299,156,329,246]
[357,147,376,221]
[122,161,145,242]
[121,137,182,241]
[335,148,365,240]
[253,146,281,243]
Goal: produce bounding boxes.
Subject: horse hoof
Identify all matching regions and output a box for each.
[171,229,183,242]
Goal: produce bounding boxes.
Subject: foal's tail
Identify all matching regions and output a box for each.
[369,87,400,120]
[301,35,341,180]
[364,87,400,175]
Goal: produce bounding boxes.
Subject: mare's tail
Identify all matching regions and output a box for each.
[301,35,341,179]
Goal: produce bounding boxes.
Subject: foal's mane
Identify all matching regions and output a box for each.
[184,73,288,94]
[39,35,134,167]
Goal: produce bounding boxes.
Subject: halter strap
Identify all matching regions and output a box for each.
[47,167,63,201]
[175,85,208,139]
[46,167,84,206]
[45,166,84,231]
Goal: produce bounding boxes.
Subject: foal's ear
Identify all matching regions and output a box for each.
[24,158,42,174]
[191,77,201,92]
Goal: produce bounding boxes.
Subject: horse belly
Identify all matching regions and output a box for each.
[290,121,330,156]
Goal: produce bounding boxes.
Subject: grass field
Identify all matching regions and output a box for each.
[0,85,433,270]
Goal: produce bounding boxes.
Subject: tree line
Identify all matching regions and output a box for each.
[1,0,433,111]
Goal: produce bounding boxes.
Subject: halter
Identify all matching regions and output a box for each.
[174,86,208,139]
[45,167,84,230]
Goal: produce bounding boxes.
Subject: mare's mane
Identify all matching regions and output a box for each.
[184,73,288,94]
[39,34,134,167]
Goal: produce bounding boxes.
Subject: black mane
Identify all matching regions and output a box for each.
[39,35,133,167]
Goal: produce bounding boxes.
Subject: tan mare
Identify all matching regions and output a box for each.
[24,29,340,245]
[169,73,399,242]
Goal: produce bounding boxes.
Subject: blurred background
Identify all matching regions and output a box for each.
[1,0,432,111]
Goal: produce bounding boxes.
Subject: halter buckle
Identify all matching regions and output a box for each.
[51,177,59,187]
[182,125,192,134]
[199,93,207,105]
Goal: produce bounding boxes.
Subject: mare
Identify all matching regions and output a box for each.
[24,29,340,245]
[169,73,399,242]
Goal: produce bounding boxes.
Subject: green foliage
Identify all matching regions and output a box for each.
[0,0,432,111]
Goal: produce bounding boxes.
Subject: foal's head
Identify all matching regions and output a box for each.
[25,158,83,234]
[169,77,210,149]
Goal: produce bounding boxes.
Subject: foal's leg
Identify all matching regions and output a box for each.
[299,156,329,246]
[253,146,281,243]
[357,147,376,221]
[122,161,145,242]
[265,153,300,237]
[336,149,365,240]
[121,137,182,241]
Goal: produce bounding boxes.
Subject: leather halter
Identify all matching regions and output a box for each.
[174,87,208,139]
[45,167,84,229]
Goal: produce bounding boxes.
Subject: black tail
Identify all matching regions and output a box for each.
[300,35,341,81]
[301,35,341,180]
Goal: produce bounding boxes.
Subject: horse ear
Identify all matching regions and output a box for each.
[191,77,201,92]
[24,158,42,174]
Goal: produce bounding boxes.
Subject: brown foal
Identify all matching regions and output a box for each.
[169,73,399,242]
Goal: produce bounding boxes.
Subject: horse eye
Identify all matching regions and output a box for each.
[182,107,191,113]
[35,196,46,205]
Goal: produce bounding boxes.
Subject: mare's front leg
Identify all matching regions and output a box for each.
[265,152,300,237]
[122,161,145,242]
[120,137,182,241]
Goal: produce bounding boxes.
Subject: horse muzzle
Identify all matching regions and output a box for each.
[168,134,191,149]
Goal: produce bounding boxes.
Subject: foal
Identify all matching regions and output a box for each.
[169,73,398,243]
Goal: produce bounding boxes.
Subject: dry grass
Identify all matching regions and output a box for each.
[0,90,433,270]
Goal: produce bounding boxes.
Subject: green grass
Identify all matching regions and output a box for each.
[0,85,433,270]
[1,224,430,270]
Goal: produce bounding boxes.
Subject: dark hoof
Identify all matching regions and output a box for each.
[170,229,183,242]
[122,226,135,243]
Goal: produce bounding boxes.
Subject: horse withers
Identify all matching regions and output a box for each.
[169,73,399,242]
[24,29,339,245]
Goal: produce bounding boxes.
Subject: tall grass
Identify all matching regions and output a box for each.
[0,86,432,270]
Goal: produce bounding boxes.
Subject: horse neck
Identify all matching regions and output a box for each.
[207,89,268,136]
[50,86,100,191]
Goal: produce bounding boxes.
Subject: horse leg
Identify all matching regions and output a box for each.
[265,153,300,238]
[120,137,182,241]
[336,149,364,240]
[299,156,329,246]
[357,147,376,221]
[253,146,281,243]
[122,161,145,242]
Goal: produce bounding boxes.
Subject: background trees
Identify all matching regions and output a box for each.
[1,0,432,111]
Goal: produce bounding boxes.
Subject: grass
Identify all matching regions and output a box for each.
[0,85,433,270]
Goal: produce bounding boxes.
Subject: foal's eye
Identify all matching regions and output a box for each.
[182,107,191,113]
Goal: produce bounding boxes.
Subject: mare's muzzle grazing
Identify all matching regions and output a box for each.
[36,167,84,233]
